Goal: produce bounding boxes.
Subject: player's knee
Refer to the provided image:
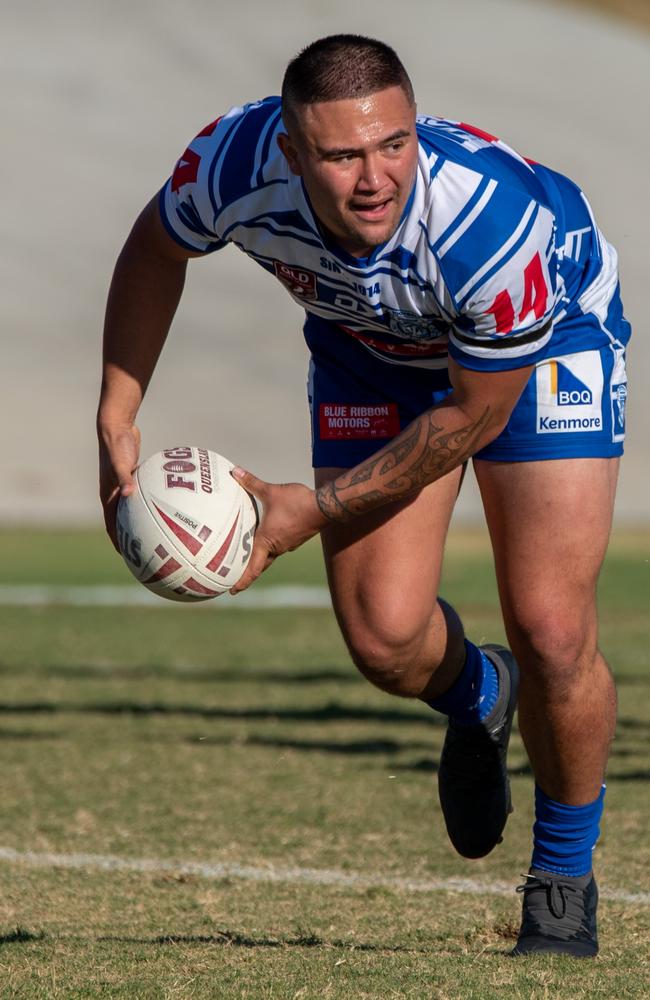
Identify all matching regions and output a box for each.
[342,612,435,697]
[509,606,596,695]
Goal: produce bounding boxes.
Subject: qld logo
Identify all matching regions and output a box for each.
[273,261,318,300]
[549,361,593,406]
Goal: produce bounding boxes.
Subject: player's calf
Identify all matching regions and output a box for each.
[431,644,519,858]
[508,612,615,804]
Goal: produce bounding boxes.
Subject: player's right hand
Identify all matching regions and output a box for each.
[228,468,328,594]
[98,423,141,550]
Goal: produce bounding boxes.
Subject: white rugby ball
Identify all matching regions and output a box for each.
[116,446,258,602]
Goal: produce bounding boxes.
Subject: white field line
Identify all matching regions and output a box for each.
[0,584,331,609]
[0,847,647,906]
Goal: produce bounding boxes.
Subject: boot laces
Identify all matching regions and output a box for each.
[516,873,591,935]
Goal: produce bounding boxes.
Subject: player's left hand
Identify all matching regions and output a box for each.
[229,467,328,594]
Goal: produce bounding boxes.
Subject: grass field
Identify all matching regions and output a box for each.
[0,526,648,998]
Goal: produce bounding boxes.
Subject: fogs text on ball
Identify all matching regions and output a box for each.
[117,447,257,602]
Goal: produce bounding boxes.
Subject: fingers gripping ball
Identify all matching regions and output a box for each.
[116,447,258,602]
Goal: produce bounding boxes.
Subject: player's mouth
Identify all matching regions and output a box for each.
[349,197,393,221]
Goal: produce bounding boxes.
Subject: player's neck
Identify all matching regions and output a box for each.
[319,222,375,260]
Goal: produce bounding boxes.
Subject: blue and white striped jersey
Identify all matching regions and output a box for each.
[160,96,623,372]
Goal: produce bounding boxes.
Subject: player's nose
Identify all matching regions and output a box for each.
[356,152,384,191]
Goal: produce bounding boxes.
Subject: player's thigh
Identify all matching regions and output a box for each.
[314,465,462,650]
[474,456,619,658]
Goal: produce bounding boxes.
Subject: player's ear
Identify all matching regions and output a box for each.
[277,132,303,176]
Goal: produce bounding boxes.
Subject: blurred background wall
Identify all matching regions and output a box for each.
[2,0,648,524]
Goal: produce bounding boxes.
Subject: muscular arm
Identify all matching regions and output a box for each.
[97,196,201,541]
[98,196,199,428]
[315,359,532,521]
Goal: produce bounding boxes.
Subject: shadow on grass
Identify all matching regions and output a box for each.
[0,664,360,685]
[180,733,436,756]
[0,700,438,726]
[0,928,45,945]
[2,662,647,687]
[97,930,427,954]
[611,674,650,686]
[396,757,650,783]
[251,734,435,755]
[0,728,60,741]
[603,770,650,782]
[393,757,531,776]
[615,717,650,733]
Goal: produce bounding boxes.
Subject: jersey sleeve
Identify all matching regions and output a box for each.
[159,114,234,254]
[443,190,559,371]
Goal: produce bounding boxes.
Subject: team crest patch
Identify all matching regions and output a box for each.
[384,308,449,341]
[612,383,627,434]
[274,261,318,299]
[610,346,627,443]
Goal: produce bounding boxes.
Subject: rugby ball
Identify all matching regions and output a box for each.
[116,446,258,602]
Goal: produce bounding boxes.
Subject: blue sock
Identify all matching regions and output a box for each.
[531,784,605,877]
[427,640,499,725]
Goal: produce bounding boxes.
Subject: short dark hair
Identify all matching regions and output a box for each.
[281,34,414,125]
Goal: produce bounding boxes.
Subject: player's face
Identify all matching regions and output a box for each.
[279,86,418,258]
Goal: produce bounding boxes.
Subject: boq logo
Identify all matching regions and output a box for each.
[535,352,603,435]
[555,364,593,407]
[559,388,592,405]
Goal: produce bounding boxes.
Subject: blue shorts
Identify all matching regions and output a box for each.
[306,305,629,469]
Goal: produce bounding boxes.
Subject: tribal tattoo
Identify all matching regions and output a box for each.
[316,405,491,523]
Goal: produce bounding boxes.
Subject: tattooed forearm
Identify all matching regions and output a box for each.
[316,480,355,522]
[316,484,387,521]
[316,405,492,523]
[343,450,385,487]
[385,410,489,488]
[378,420,423,474]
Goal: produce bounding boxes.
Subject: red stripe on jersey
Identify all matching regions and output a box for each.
[339,325,447,357]
[153,504,203,555]
[460,119,538,164]
[458,122,499,143]
[171,148,201,193]
[205,513,240,572]
[197,116,222,138]
[143,556,181,584]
